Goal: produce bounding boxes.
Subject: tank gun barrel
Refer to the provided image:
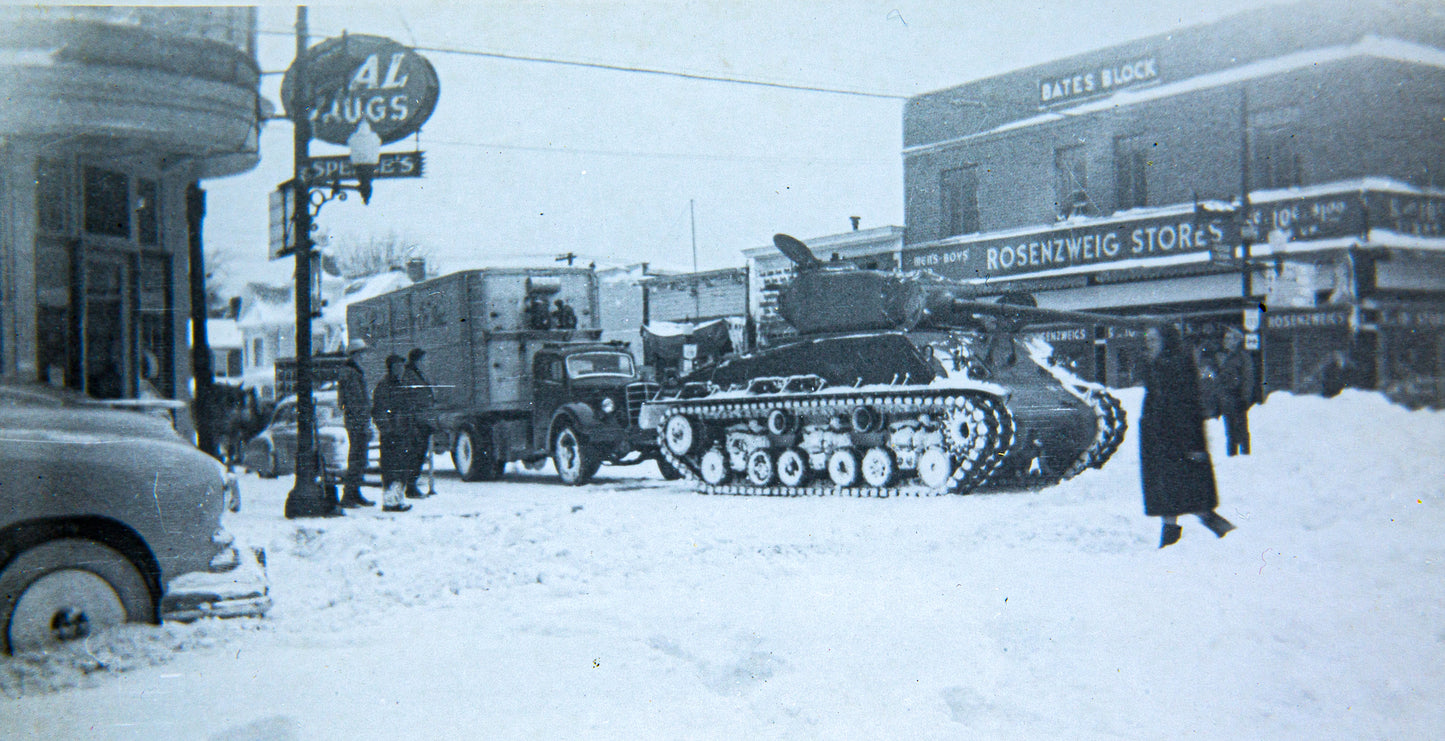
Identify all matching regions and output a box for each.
[946,299,1162,331]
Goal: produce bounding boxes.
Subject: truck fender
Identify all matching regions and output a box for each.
[549,403,598,444]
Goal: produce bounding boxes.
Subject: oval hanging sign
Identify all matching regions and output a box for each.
[282,34,440,146]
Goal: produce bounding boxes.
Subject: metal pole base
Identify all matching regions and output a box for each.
[284,477,344,519]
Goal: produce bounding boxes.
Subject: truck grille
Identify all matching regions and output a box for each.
[626,382,660,427]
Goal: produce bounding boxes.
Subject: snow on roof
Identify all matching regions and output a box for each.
[322,271,414,324]
[207,318,243,348]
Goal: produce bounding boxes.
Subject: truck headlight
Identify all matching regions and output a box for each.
[600,397,616,414]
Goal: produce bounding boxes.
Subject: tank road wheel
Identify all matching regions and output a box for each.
[765,409,796,436]
[826,449,860,487]
[776,448,809,487]
[662,414,701,457]
[746,449,776,486]
[860,447,898,487]
[0,539,153,655]
[850,406,883,433]
[917,447,954,490]
[553,425,600,486]
[699,448,729,485]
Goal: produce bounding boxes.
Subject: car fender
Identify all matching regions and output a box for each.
[549,403,598,444]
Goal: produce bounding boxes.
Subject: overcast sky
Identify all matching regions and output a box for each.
[206,0,1290,280]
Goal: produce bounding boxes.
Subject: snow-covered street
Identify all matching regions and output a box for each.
[4,389,1443,740]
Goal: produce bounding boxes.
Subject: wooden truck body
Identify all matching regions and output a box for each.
[346,268,663,484]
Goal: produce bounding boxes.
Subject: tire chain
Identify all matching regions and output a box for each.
[655,390,1016,498]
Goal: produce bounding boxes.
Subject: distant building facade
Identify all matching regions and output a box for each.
[0,7,262,433]
[900,0,1445,404]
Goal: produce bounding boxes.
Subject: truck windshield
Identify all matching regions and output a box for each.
[565,352,635,379]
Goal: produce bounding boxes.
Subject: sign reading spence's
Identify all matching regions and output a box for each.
[904,209,1236,280]
[282,34,440,145]
[1039,56,1160,107]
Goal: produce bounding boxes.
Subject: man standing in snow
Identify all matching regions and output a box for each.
[1212,327,1255,456]
[337,339,374,508]
[1139,324,1235,548]
[401,348,435,499]
[371,354,413,513]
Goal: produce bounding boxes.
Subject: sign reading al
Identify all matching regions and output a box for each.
[282,34,439,145]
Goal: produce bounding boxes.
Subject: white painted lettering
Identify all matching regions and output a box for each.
[381,53,410,88]
[350,54,381,90]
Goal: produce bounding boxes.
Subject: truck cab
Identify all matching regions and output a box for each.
[528,343,659,484]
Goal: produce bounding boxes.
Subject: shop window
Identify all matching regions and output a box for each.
[136,178,159,246]
[83,167,131,237]
[1114,136,1150,211]
[251,338,264,367]
[138,254,173,397]
[940,166,980,237]
[1055,144,1093,218]
[36,159,72,234]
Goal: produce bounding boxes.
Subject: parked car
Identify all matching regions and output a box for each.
[242,390,366,481]
[0,381,269,654]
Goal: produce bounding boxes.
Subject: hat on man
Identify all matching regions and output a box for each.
[385,353,406,368]
[346,338,368,354]
[407,348,426,362]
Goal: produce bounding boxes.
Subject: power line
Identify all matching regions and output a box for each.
[417,137,896,165]
[256,27,908,100]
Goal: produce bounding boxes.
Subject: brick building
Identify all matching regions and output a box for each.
[897,0,1445,404]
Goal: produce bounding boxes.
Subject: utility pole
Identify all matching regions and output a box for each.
[690,199,700,320]
[555,252,577,266]
[284,6,336,518]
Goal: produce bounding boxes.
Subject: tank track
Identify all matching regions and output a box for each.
[1061,390,1128,478]
[656,388,1017,497]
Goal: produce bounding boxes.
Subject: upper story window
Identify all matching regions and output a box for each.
[1114,135,1151,211]
[940,166,980,237]
[136,178,160,246]
[83,167,131,237]
[36,159,72,234]
[1250,107,1302,190]
[1055,144,1094,218]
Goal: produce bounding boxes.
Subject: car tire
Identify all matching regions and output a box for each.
[452,426,502,482]
[0,538,153,655]
[553,425,599,486]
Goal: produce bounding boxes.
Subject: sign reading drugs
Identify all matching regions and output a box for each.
[282,34,440,145]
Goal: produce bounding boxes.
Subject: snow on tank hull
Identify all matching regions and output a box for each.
[648,331,1126,497]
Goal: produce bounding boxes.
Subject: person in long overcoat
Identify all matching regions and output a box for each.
[371,354,413,512]
[1212,327,1255,456]
[401,348,436,499]
[337,339,374,508]
[1139,324,1235,547]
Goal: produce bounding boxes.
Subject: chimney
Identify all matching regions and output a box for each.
[405,257,426,283]
[849,216,861,231]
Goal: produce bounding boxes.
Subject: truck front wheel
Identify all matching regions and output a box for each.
[453,426,501,482]
[553,425,600,486]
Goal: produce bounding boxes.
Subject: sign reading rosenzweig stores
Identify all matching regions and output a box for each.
[1039,56,1160,107]
[904,208,1238,280]
[282,34,440,145]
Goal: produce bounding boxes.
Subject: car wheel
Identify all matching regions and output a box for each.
[0,538,153,655]
[452,426,502,482]
[553,425,599,486]
[251,441,277,479]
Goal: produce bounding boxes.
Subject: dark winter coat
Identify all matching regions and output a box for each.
[1139,336,1219,517]
[337,359,370,431]
[401,363,435,426]
[372,372,414,482]
[1212,347,1254,416]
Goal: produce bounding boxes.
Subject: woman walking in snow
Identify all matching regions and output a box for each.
[1139,324,1235,548]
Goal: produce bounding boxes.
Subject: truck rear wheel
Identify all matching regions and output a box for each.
[452,426,501,482]
[553,425,600,486]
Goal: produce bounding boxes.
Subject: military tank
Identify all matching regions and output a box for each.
[641,234,1138,497]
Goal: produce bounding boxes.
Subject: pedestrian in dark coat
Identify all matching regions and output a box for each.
[1212,327,1254,456]
[401,348,435,498]
[371,354,413,512]
[337,339,374,508]
[1140,324,1235,548]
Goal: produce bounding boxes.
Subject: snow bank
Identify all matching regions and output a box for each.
[5,390,1443,740]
